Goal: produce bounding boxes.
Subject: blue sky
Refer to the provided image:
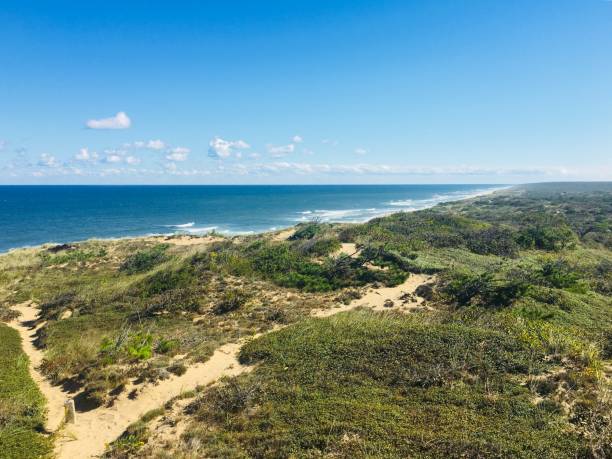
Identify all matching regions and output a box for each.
[1,0,611,184]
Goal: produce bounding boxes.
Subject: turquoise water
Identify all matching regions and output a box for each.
[0,184,505,252]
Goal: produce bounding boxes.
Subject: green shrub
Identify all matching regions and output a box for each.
[297,236,341,257]
[155,338,178,354]
[167,362,187,376]
[119,244,169,274]
[466,225,519,257]
[140,265,196,296]
[289,222,323,240]
[441,271,529,308]
[516,217,577,251]
[213,289,249,314]
[103,419,149,457]
[39,247,107,265]
[127,332,154,360]
[539,259,583,291]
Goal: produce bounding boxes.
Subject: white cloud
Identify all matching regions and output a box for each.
[166,146,190,161]
[354,148,367,155]
[126,156,141,165]
[224,162,571,177]
[208,137,250,159]
[75,147,99,161]
[267,143,295,157]
[86,111,131,129]
[322,139,339,146]
[125,139,168,150]
[146,139,165,150]
[0,140,6,151]
[247,152,261,159]
[105,154,123,163]
[292,135,303,143]
[38,153,59,168]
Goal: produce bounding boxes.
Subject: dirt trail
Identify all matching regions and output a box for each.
[8,301,66,432]
[55,342,246,458]
[8,301,248,459]
[9,274,432,458]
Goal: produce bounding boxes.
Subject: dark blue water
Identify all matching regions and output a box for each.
[0,185,505,252]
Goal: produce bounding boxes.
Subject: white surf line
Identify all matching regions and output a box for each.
[8,301,67,433]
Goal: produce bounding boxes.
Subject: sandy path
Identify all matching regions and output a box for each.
[55,342,246,458]
[9,273,432,457]
[8,301,67,432]
[313,273,433,318]
[8,300,247,458]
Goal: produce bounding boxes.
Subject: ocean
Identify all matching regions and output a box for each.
[0,184,506,253]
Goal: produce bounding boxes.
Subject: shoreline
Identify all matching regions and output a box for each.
[0,185,510,255]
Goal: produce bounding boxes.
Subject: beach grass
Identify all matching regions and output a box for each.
[0,324,52,458]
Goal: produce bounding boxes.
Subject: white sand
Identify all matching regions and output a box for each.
[313,273,433,318]
[333,242,359,257]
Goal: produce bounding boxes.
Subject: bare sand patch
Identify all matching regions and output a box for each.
[271,228,295,241]
[333,242,359,258]
[313,273,434,318]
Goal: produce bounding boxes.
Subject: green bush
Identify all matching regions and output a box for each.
[155,338,178,354]
[119,244,169,274]
[441,271,529,308]
[539,259,583,291]
[296,236,341,257]
[127,332,154,360]
[40,246,107,265]
[213,289,249,314]
[466,225,519,257]
[140,265,196,296]
[516,217,577,251]
[289,222,323,240]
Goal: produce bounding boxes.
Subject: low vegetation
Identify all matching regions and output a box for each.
[0,182,610,458]
[0,325,51,458]
[180,311,584,458]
